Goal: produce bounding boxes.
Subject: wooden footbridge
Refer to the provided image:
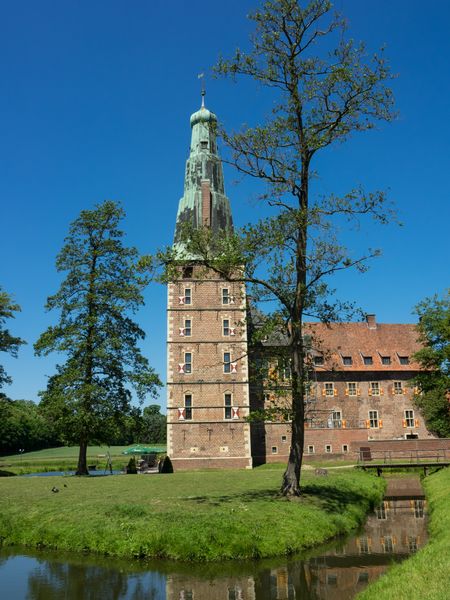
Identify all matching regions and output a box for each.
[357,447,450,476]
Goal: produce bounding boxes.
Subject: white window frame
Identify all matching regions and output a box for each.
[223,352,237,374]
[184,393,193,420]
[342,444,349,453]
[184,288,192,305]
[348,382,357,396]
[183,318,192,337]
[369,410,379,428]
[394,381,403,395]
[405,409,415,428]
[223,318,230,336]
[307,445,315,454]
[325,444,332,453]
[370,382,380,396]
[224,392,233,420]
[222,288,230,305]
[324,382,334,397]
[184,352,192,374]
[271,446,278,454]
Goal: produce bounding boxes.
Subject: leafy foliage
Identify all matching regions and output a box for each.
[412,290,450,437]
[34,201,161,473]
[0,397,58,454]
[0,287,26,389]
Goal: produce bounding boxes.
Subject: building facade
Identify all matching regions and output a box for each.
[167,99,435,469]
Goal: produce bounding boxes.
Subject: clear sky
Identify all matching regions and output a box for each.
[1,0,449,409]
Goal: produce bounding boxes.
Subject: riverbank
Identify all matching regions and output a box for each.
[358,467,450,600]
[0,468,383,562]
[0,445,166,476]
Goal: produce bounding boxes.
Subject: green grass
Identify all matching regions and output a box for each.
[0,468,384,562]
[357,467,450,600]
[0,445,167,475]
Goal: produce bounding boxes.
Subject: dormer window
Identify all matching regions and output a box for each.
[363,355,373,365]
[313,355,324,366]
[342,356,353,366]
[381,356,391,365]
[399,356,410,365]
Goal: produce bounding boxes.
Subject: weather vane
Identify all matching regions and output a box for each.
[198,72,205,107]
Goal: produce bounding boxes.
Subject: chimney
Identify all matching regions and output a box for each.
[366,314,377,330]
[201,179,211,227]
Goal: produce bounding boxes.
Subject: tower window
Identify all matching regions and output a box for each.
[184,394,192,420]
[184,288,192,305]
[184,319,191,337]
[200,141,208,149]
[224,393,232,419]
[184,352,192,374]
[222,288,230,304]
[182,266,193,279]
[223,319,230,336]
[224,352,231,374]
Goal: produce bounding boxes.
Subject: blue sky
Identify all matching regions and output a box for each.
[1,0,449,408]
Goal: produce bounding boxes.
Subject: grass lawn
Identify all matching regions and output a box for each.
[0,445,167,475]
[357,467,450,600]
[0,468,384,562]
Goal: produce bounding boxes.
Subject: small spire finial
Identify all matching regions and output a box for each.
[198,72,205,108]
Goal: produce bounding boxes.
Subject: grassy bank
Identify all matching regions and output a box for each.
[358,467,450,600]
[0,445,167,475]
[0,468,383,562]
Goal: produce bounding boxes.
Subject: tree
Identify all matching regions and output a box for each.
[412,290,450,437]
[140,405,167,444]
[0,286,26,389]
[167,0,395,495]
[35,201,161,475]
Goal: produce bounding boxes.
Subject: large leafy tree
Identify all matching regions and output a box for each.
[0,287,26,390]
[35,201,161,475]
[412,291,450,437]
[168,0,396,496]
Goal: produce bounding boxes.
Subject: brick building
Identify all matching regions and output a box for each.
[167,98,434,469]
[166,94,252,470]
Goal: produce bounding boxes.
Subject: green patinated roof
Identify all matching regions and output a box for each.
[173,99,233,257]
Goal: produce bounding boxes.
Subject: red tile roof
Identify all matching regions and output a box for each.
[304,321,422,372]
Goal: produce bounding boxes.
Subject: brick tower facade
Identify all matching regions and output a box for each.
[166,95,252,470]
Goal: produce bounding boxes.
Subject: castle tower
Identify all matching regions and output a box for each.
[166,94,252,470]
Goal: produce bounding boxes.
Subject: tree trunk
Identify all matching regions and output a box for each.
[76,438,89,475]
[281,338,305,496]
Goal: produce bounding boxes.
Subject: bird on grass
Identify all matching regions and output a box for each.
[51,486,59,493]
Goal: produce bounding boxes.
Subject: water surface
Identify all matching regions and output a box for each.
[0,479,427,599]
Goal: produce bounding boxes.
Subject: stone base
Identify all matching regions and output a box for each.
[170,456,252,470]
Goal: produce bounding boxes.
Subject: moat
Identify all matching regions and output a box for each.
[0,478,427,599]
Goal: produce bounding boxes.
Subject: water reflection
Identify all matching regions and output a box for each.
[0,494,427,600]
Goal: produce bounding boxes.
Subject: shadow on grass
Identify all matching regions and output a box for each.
[186,488,281,505]
[186,482,373,514]
[0,469,16,477]
[301,483,374,514]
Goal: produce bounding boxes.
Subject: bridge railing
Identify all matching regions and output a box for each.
[357,447,448,465]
